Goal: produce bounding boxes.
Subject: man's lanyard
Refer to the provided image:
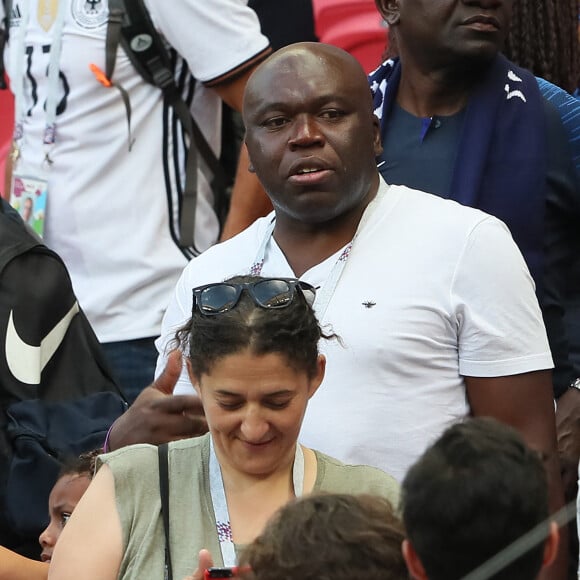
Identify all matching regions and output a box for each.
[11,0,67,166]
[250,186,383,321]
[208,436,304,567]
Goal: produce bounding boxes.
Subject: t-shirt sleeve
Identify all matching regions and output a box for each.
[144,0,270,85]
[154,266,196,394]
[452,217,553,377]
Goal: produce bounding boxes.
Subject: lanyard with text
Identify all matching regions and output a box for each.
[208,436,304,567]
[250,189,382,321]
[11,0,67,166]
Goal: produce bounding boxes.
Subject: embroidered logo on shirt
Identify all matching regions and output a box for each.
[504,70,527,103]
[71,0,107,29]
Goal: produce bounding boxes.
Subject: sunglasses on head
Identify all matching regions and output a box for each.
[191,278,316,316]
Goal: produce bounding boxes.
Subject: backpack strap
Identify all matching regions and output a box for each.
[0,0,12,90]
[158,443,173,580]
[106,0,232,253]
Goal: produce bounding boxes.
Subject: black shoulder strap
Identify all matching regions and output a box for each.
[0,0,13,89]
[106,0,231,253]
[158,443,173,580]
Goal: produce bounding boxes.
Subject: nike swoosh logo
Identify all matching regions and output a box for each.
[5,302,80,385]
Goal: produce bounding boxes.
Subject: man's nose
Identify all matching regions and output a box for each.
[288,115,324,149]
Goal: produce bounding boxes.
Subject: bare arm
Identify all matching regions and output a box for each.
[555,386,580,500]
[48,465,123,580]
[465,370,568,580]
[0,546,48,580]
[212,70,272,240]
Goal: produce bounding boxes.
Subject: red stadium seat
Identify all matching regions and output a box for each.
[312,0,389,73]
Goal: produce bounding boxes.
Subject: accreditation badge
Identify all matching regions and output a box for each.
[10,173,48,237]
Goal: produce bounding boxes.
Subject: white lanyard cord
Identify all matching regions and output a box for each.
[250,190,381,321]
[208,436,304,567]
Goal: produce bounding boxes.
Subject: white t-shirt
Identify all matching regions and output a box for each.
[156,179,553,481]
[1,0,269,342]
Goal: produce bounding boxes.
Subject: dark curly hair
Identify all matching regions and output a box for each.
[174,276,334,378]
[58,448,100,480]
[240,493,408,580]
[504,0,580,94]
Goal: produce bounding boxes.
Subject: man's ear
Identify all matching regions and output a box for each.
[402,539,429,580]
[186,359,201,397]
[375,0,400,26]
[541,521,560,569]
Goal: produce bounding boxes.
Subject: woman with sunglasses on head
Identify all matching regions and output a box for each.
[48,276,400,580]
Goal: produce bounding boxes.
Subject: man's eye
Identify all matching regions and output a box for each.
[320,109,345,119]
[262,117,288,129]
[61,513,72,528]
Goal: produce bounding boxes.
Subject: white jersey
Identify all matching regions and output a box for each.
[1,0,269,342]
[156,179,553,481]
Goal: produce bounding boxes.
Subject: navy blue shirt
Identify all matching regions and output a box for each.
[379,97,580,396]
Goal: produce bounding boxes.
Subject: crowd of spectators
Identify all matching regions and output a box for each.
[0,1,579,579]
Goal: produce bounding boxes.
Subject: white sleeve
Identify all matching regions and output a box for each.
[452,217,553,377]
[154,267,196,394]
[143,0,270,84]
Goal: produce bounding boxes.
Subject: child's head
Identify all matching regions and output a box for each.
[38,450,99,563]
[240,493,408,580]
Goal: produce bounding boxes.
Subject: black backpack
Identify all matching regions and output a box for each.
[0,200,128,557]
[0,0,234,257]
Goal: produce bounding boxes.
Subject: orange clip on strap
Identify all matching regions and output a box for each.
[90,63,112,88]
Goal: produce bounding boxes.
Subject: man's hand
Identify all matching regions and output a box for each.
[107,350,208,451]
[555,386,580,501]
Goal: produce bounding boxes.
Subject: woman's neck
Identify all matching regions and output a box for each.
[218,446,317,545]
[219,454,295,495]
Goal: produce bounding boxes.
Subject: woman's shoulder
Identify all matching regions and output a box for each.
[313,450,400,505]
[168,433,210,470]
[98,434,210,476]
[99,442,158,472]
